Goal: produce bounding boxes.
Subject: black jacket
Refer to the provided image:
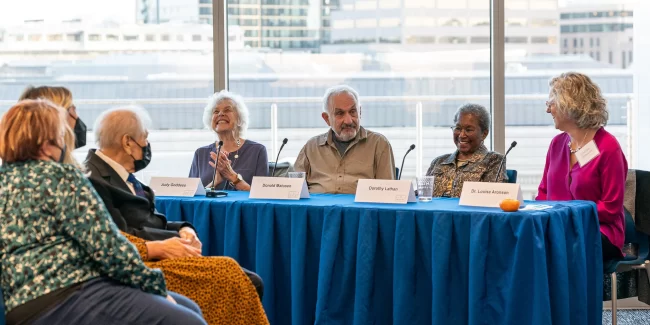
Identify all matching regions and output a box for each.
[84,149,195,241]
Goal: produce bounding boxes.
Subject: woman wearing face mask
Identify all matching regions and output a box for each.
[0,99,207,325]
[19,85,87,151]
[425,103,508,198]
[537,72,627,262]
[189,90,269,190]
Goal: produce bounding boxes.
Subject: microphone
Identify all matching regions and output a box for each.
[494,141,517,182]
[271,138,288,177]
[398,144,415,180]
[206,140,228,198]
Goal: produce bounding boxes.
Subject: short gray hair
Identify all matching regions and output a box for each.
[453,103,491,133]
[94,105,152,149]
[202,90,249,138]
[322,85,361,114]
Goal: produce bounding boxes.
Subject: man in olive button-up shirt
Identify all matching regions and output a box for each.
[294,85,395,194]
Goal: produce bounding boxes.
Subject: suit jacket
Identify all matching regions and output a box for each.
[84,149,195,241]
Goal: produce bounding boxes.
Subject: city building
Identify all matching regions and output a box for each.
[322,0,559,54]
[138,0,335,51]
[0,20,245,55]
[559,2,634,68]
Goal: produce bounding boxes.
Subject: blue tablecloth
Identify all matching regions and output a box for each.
[156,192,603,325]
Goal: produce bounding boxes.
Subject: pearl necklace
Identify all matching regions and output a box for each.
[568,130,589,154]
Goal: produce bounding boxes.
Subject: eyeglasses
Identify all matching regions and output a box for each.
[450,126,476,135]
[545,100,555,108]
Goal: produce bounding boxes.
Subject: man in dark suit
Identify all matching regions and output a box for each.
[84,106,203,259]
[85,106,263,297]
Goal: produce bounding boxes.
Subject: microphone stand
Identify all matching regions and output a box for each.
[398,144,415,180]
[206,140,228,198]
[271,138,288,177]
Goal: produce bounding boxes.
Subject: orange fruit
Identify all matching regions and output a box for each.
[499,199,520,212]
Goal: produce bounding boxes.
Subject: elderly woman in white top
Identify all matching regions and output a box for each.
[189,90,269,190]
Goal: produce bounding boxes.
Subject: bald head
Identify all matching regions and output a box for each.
[94,106,152,150]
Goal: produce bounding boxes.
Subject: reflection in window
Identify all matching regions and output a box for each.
[440,18,464,27]
[439,36,467,44]
[468,0,488,9]
[505,0,527,10]
[437,0,467,9]
[531,36,551,44]
[506,18,526,27]
[406,36,435,44]
[355,1,377,10]
[404,0,435,8]
[379,18,401,28]
[333,19,354,29]
[66,34,80,42]
[529,19,556,27]
[404,17,435,27]
[529,0,556,10]
[379,0,400,8]
[470,19,490,27]
[505,37,527,44]
[379,37,400,43]
[470,36,490,43]
[356,19,377,28]
[47,34,63,41]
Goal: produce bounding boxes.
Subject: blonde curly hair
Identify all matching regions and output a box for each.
[548,72,608,129]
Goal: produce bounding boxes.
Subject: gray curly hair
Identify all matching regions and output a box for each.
[453,103,491,133]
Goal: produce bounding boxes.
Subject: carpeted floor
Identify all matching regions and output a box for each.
[603,309,650,324]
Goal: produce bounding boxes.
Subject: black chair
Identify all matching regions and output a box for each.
[268,161,293,177]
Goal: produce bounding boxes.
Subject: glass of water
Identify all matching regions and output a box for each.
[287,171,306,178]
[417,176,435,202]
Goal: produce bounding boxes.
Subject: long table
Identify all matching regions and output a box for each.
[155,192,603,325]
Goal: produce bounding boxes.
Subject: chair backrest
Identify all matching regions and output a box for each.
[506,169,517,183]
[395,167,400,180]
[624,208,650,260]
[268,161,293,177]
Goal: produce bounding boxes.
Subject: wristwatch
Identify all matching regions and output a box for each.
[232,173,243,185]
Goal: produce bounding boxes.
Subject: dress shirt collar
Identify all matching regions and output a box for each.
[95,150,130,184]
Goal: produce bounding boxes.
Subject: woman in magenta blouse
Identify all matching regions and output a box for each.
[537,72,627,262]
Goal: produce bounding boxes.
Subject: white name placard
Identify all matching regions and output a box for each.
[459,181,523,208]
[354,179,416,204]
[149,177,206,197]
[249,176,310,200]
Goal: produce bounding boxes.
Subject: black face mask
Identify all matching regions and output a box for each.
[73,117,87,149]
[48,143,67,163]
[129,138,152,172]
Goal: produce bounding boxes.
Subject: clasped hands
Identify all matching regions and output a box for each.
[208,150,238,184]
[146,227,203,260]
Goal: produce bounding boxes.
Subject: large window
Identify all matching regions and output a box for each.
[0,0,214,182]
[227,0,490,181]
[1,0,648,188]
[504,1,639,199]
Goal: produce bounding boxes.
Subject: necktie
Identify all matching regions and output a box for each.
[127,173,147,198]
